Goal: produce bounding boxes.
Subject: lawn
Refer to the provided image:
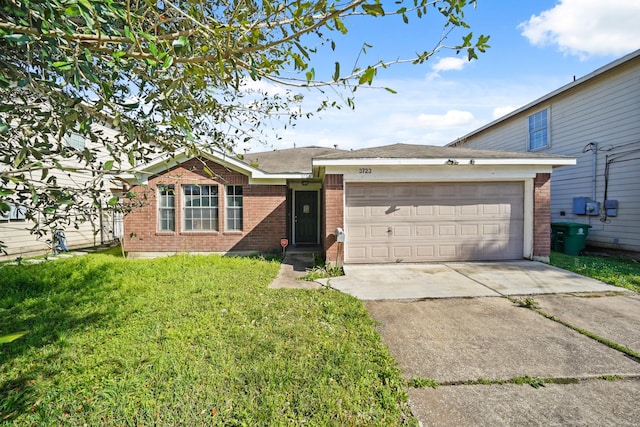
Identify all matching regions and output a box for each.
[550,251,640,293]
[0,250,415,426]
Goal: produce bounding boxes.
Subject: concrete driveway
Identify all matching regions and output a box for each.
[329,261,640,426]
[324,261,615,300]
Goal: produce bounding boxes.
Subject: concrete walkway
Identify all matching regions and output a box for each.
[268,252,322,290]
[323,261,616,300]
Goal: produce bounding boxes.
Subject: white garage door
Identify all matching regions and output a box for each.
[345,182,524,263]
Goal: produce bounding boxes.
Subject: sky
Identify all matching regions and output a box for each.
[243,0,640,152]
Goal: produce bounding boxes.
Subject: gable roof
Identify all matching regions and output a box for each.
[448,48,640,146]
[117,147,314,185]
[313,143,575,166]
[241,146,345,174]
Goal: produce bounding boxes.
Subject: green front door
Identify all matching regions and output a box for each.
[294,191,318,244]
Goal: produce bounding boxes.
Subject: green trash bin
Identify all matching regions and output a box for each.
[551,222,591,255]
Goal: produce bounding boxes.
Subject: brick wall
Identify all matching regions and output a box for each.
[533,173,551,259]
[322,174,344,263]
[123,158,287,256]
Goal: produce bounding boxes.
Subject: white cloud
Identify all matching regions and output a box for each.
[492,106,517,120]
[432,57,467,72]
[416,110,475,130]
[427,56,469,80]
[519,0,640,58]
[240,78,288,96]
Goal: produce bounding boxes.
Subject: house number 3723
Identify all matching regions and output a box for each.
[358,168,372,174]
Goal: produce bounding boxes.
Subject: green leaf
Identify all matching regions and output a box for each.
[53,61,74,71]
[107,196,119,206]
[334,18,347,34]
[305,68,315,82]
[2,34,32,45]
[0,331,27,344]
[172,36,190,50]
[104,160,114,171]
[162,55,174,69]
[0,121,8,134]
[358,66,376,85]
[332,62,340,82]
[384,87,397,94]
[362,4,385,17]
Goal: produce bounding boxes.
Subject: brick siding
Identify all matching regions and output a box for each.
[123,158,287,256]
[533,173,551,258]
[322,174,344,263]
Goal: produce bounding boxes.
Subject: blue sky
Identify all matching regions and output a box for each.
[245,0,640,151]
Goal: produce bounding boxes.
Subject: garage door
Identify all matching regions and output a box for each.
[345,182,524,263]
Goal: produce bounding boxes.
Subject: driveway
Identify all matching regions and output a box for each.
[322,260,640,425]
[324,261,615,299]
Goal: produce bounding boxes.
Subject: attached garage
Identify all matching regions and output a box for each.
[315,143,576,265]
[345,182,524,263]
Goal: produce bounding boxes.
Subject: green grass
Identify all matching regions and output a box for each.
[549,251,640,293]
[0,252,414,425]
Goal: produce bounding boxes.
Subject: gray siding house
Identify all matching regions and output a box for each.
[450,49,640,254]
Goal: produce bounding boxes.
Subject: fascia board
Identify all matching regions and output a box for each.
[313,158,576,167]
[119,147,309,184]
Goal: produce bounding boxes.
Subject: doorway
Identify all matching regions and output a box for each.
[294,190,319,245]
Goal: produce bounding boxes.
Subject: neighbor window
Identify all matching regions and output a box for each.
[528,108,549,151]
[226,185,243,231]
[0,203,26,222]
[158,185,175,231]
[64,132,86,150]
[183,184,218,231]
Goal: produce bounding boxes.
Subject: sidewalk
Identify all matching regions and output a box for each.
[268,252,322,289]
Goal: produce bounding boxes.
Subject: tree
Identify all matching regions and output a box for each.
[0,0,489,252]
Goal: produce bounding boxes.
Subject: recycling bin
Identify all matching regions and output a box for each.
[551,222,591,256]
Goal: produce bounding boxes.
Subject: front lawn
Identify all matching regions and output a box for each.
[0,252,414,425]
[550,251,640,293]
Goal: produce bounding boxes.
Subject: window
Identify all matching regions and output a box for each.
[528,109,549,150]
[183,184,218,231]
[158,185,175,231]
[64,133,86,150]
[226,185,243,231]
[0,204,26,222]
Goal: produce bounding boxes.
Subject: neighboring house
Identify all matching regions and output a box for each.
[449,49,640,254]
[0,124,124,259]
[120,144,573,264]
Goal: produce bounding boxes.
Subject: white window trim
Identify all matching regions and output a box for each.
[0,203,26,222]
[182,184,219,232]
[526,107,551,152]
[225,185,243,232]
[157,185,175,232]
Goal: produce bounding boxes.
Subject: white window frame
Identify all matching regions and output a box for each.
[0,203,26,222]
[157,185,175,232]
[64,132,87,150]
[183,184,218,231]
[527,108,550,151]
[225,185,243,231]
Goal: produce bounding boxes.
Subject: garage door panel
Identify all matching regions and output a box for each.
[416,225,434,237]
[345,182,524,263]
[370,226,389,238]
[371,246,389,258]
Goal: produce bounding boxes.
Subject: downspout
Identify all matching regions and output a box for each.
[591,142,598,201]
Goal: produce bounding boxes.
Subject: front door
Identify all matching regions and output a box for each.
[294,191,318,244]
